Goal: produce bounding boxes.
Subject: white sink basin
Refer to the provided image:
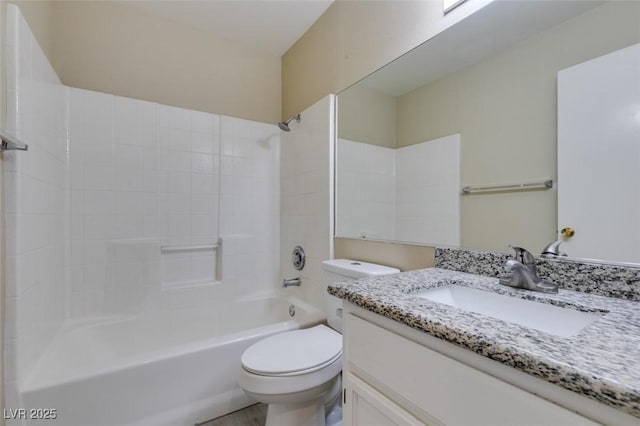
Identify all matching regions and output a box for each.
[416,285,603,337]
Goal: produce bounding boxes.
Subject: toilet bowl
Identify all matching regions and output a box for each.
[238,325,343,426]
[238,259,400,426]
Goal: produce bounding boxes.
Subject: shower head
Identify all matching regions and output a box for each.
[278,114,301,132]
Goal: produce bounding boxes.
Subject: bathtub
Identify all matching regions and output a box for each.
[18,293,325,426]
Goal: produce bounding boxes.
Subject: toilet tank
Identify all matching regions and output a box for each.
[322,259,400,332]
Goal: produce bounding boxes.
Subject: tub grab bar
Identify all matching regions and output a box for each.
[160,243,220,253]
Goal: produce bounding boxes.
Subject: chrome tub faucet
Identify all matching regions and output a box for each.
[282,277,301,288]
[500,245,558,294]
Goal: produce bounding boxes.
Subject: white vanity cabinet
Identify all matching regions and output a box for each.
[343,374,423,426]
[342,307,603,426]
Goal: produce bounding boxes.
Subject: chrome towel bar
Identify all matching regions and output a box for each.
[462,179,553,194]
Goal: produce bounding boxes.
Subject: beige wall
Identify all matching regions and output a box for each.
[11,1,281,124]
[395,1,640,252]
[334,238,434,272]
[281,0,491,119]
[337,84,396,148]
[9,1,54,63]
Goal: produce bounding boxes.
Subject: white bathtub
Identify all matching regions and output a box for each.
[18,293,325,426]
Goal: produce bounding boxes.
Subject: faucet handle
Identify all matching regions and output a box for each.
[508,245,536,271]
[541,239,567,257]
[503,259,520,271]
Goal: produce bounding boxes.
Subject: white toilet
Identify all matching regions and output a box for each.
[238,259,400,426]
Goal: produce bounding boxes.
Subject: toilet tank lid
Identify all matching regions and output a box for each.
[322,259,400,278]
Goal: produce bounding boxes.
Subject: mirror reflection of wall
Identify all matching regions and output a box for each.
[337,134,460,245]
[337,85,462,246]
[336,1,640,260]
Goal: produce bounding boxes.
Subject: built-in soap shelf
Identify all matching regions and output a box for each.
[161,239,222,289]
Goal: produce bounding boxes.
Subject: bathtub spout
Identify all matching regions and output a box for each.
[282,277,301,288]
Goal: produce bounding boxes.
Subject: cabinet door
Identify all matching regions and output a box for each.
[345,314,600,426]
[343,373,426,426]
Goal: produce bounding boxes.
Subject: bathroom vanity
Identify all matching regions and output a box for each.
[330,267,640,425]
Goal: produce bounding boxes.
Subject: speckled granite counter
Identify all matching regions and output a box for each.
[328,268,640,417]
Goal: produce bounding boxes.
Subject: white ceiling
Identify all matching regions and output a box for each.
[122,0,334,56]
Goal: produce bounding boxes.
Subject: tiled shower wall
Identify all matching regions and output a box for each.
[67,89,163,316]
[219,116,280,299]
[4,4,280,401]
[67,91,280,317]
[280,95,334,309]
[4,4,68,398]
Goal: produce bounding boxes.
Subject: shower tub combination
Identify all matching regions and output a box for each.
[18,293,324,426]
[4,6,322,426]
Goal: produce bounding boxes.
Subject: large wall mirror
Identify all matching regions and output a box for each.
[335,0,640,264]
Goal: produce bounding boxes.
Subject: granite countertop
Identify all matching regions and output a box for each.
[328,267,640,418]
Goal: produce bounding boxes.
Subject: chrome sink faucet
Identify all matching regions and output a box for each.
[499,245,558,294]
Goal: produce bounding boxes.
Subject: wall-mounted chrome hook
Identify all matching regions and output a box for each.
[0,130,28,152]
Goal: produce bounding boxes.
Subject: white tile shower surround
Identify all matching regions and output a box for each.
[280,95,335,310]
[336,134,461,246]
[4,4,281,416]
[67,89,280,316]
[3,5,67,406]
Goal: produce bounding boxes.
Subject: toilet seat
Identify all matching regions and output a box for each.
[238,352,343,397]
[238,325,344,398]
[241,325,342,376]
[246,351,342,377]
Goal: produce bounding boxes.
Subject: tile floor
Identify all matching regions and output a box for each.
[199,403,267,426]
